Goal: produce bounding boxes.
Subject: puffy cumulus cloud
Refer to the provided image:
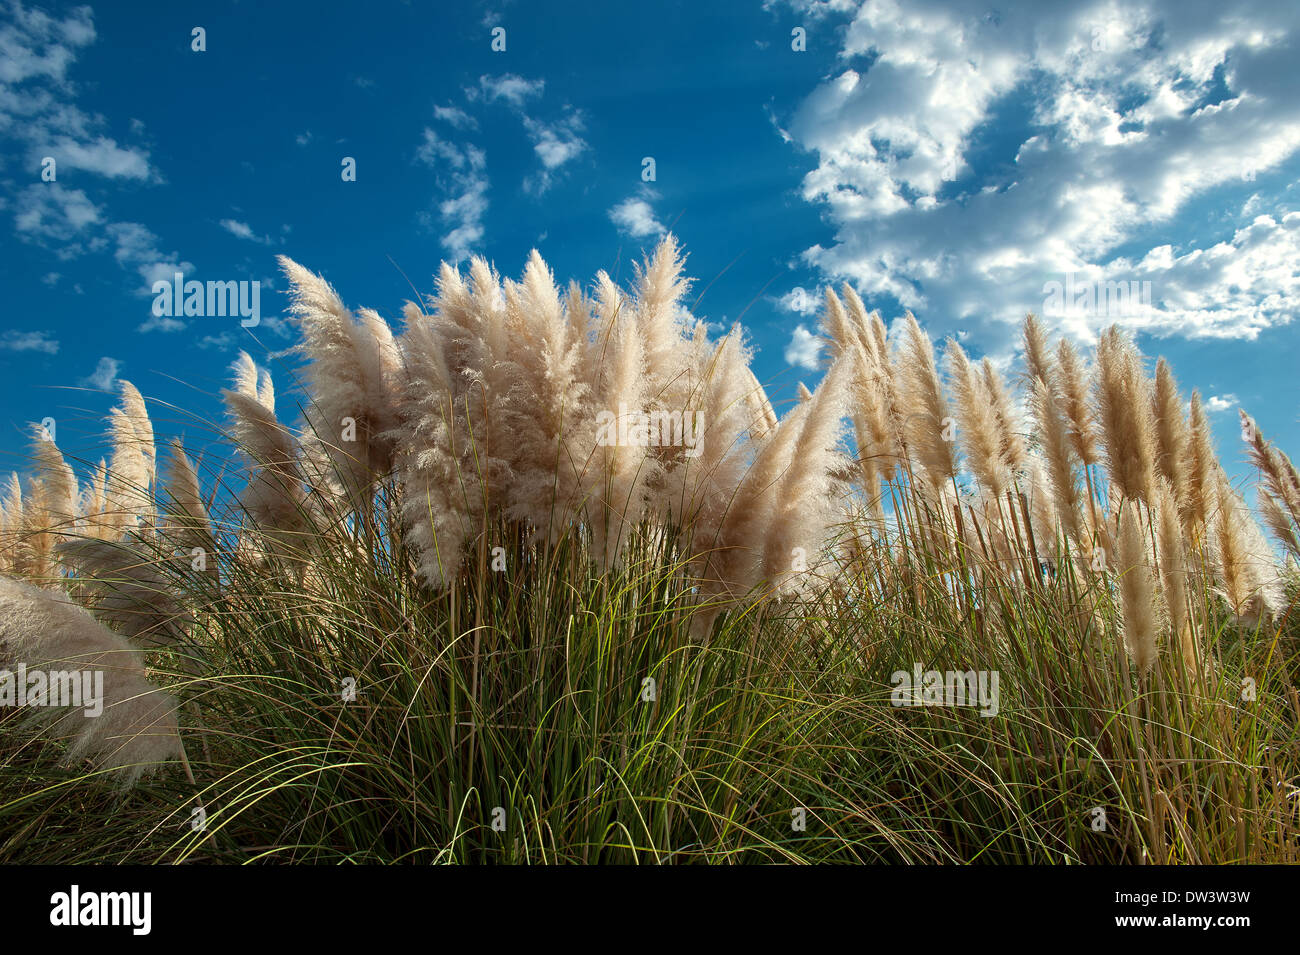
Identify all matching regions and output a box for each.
[784,324,823,370]
[775,0,1300,357]
[522,111,587,193]
[609,191,665,238]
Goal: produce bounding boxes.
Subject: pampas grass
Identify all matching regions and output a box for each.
[1241,410,1300,559]
[1116,499,1158,673]
[0,574,180,786]
[1096,327,1156,505]
[1,235,1297,865]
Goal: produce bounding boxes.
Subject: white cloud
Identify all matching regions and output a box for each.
[776,0,1300,356]
[473,73,544,109]
[463,74,585,192]
[523,113,587,192]
[137,314,186,334]
[106,221,193,295]
[416,129,489,261]
[0,4,152,183]
[417,129,485,171]
[295,130,313,146]
[0,3,95,85]
[44,134,150,179]
[80,356,120,391]
[1206,393,1239,413]
[13,183,101,249]
[3,4,182,303]
[784,324,823,370]
[0,330,58,354]
[197,332,236,350]
[220,218,273,245]
[609,192,665,238]
[433,104,476,130]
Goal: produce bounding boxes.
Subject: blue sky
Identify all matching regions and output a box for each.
[2,0,1297,489]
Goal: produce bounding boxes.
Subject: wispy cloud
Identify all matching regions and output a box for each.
[471,73,544,109]
[466,74,587,191]
[0,330,59,354]
[0,3,153,185]
[106,222,192,296]
[416,129,489,261]
[42,135,151,179]
[433,104,477,130]
[13,184,101,247]
[220,218,274,245]
[3,4,188,311]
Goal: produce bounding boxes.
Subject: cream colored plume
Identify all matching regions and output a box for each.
[898,314,957,490]
[57,538,192,647]
[279,256,401,503]
[0,573,180,785]
[1116,500,1158,673]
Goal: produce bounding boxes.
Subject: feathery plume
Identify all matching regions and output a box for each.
[159,439,216,572]
[898,314,957,490]
[1151,358,1190,506]
[0,573,181,785]
[1116,500,1158,673]
[1181,392,1217,535]
[1095,327,1155,504]
[279,256,400,504]
[57,538,192,646]
[1030,377,1085,548]
[222,352,309,560]
[982,359,1026,480]
[1211,469,1283,624]
[103,381,156,535]
[1021,314,1053,388]
[1240,410,1300,559]
[946,340,1009,499]
[1153,479,1194,676]
[762,353,853,593]
[1054,337,1099,468]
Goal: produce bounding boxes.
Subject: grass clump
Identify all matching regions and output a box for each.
[1,238,1297,863]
